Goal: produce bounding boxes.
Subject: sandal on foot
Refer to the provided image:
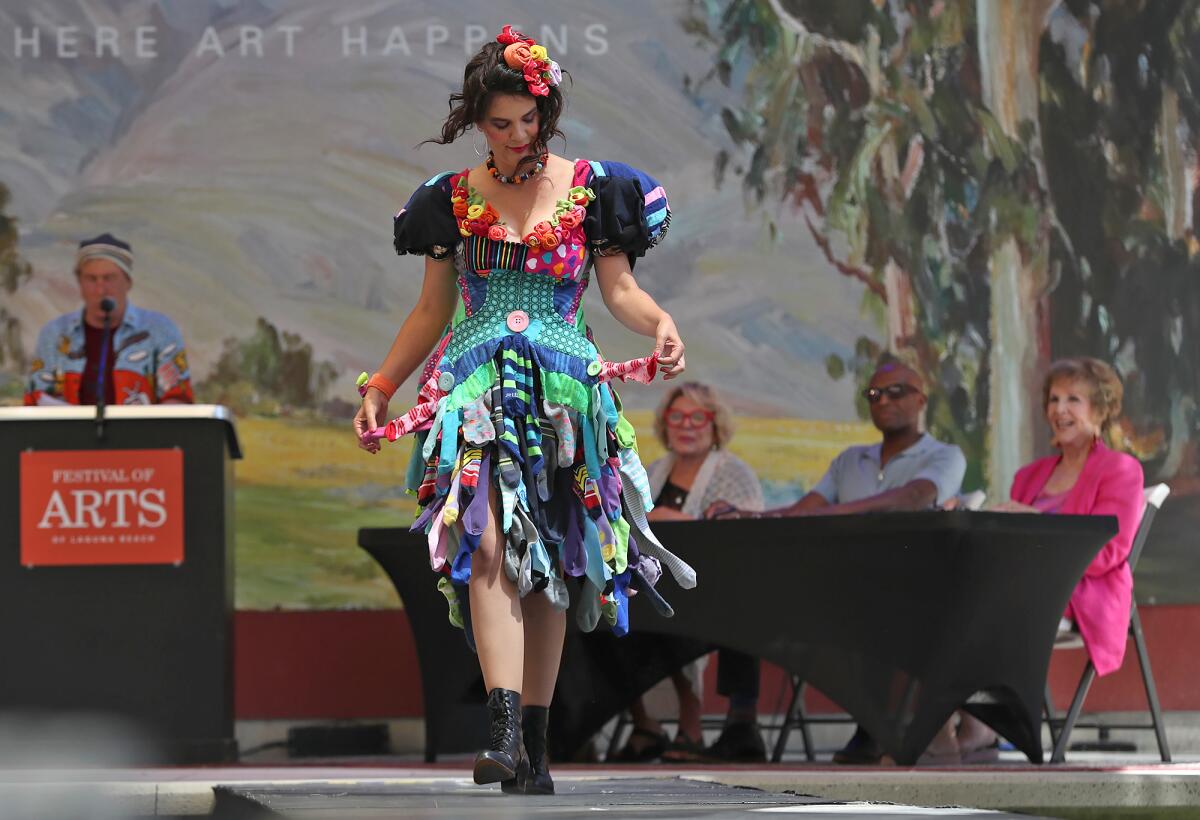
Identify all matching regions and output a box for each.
[611,726,667,763]
[661,732,707,763]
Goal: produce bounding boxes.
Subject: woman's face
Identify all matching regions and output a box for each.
[1045,378,1101,449]
[664,394,716,457]
[479,93,539,160]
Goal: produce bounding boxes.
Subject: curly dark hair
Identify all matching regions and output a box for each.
[424,41,567,174]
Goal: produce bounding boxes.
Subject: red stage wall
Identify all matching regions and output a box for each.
[234,606,1200,720]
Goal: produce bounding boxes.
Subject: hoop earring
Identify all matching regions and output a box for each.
[473,131,486,157]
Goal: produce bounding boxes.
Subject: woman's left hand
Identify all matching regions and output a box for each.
[655,315,685,380]
[705,500,741,519]
[989,500,1041,514]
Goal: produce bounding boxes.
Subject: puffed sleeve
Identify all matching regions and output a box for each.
[393,171,461,260]
[581,160,671,267]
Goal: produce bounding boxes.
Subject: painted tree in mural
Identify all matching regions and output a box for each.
[198,317,339,415]
[0,182,33,374]
[689,0,1200,491]
[1039,0,1200,485]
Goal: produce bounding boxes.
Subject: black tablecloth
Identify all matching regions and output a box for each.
[359,510,1116,764]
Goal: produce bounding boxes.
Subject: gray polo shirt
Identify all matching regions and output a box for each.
[811,433,966,507]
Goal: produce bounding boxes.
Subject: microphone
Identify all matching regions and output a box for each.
[95,297,116,439]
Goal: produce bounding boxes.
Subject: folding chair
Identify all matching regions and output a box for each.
[770,677,860,762]
[1043,484,1172,763]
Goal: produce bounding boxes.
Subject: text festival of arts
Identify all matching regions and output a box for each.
[7,22,610,60]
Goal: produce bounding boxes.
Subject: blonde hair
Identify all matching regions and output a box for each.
[653,381,737,450]
[1042,357,1124,436]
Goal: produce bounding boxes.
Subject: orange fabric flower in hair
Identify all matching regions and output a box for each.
[504,42,533,70]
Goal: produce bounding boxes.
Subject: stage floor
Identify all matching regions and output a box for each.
[3,760,1200,818]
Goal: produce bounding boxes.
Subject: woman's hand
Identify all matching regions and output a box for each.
[655,314,686,380]
[353,388,389,454]
[705,500,744,520]
[988,500,1041,513]
[647,506,695,522]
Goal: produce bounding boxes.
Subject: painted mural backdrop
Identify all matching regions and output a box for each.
[3,0,1197,607]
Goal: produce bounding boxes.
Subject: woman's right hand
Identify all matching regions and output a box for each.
[354,388,389,454]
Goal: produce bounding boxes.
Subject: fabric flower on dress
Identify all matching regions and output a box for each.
[568,186,596,206]
[557,205,584,229]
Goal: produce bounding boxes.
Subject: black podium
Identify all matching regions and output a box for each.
[361,511,1116,765]
[0,405,241,763]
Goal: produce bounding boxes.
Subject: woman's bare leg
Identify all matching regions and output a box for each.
[468,488,524,692]
[671,670,703,741]
[519,586,566,706]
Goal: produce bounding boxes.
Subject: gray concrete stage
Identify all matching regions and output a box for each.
[3,762,1200,819]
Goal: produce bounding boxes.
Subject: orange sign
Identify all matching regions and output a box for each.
[20,449,184,567]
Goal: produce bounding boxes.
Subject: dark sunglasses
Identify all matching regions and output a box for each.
[665,409,715,427]
[862,383,922,404]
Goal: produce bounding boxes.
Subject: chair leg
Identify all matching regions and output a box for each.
[1130,605,1172,763]
[606,711,630,761]
[1051,661,1097,763]
[771,675,803,763]
[1043,682,1059,751]
[794,680,816,763]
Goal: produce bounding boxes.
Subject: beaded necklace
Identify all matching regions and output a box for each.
[486,151,548,185]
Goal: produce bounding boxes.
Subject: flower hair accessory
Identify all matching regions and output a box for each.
[497,25,561,97]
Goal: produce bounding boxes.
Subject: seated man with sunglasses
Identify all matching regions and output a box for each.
[708,358,965,763]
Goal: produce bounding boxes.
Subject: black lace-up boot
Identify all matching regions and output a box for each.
[503,705,554,795]
[473,688,527,786]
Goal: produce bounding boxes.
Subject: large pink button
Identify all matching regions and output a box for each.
[506,310,529,333]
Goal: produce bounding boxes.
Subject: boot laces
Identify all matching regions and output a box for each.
[490,698,519,750]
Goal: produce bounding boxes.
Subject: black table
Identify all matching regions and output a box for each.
[359,511,1116,764]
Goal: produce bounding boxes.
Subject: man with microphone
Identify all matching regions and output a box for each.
[24,233,193,406]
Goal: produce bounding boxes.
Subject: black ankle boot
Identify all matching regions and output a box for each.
[522,706,555,794]
[474,688,527,786]
[501,705,554,795]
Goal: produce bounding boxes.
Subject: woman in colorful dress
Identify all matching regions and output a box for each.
[353,26,693,795]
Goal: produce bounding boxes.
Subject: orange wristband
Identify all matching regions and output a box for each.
[366,372,398,400]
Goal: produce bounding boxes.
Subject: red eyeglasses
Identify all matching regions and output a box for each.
[665,409,715,428]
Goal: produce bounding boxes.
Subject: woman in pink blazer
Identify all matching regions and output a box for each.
[1004,357,1145,676]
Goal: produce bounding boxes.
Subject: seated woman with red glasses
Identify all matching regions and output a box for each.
[610,381,763,763]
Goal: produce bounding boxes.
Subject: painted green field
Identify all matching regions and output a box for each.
[232,413,877,609]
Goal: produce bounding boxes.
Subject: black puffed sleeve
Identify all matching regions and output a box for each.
[582,161,672,267]
[393,172,460,260]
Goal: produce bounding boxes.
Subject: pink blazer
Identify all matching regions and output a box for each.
[1010,441,1145,676]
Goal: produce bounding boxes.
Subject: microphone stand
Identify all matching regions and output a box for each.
[95,299,114,440]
